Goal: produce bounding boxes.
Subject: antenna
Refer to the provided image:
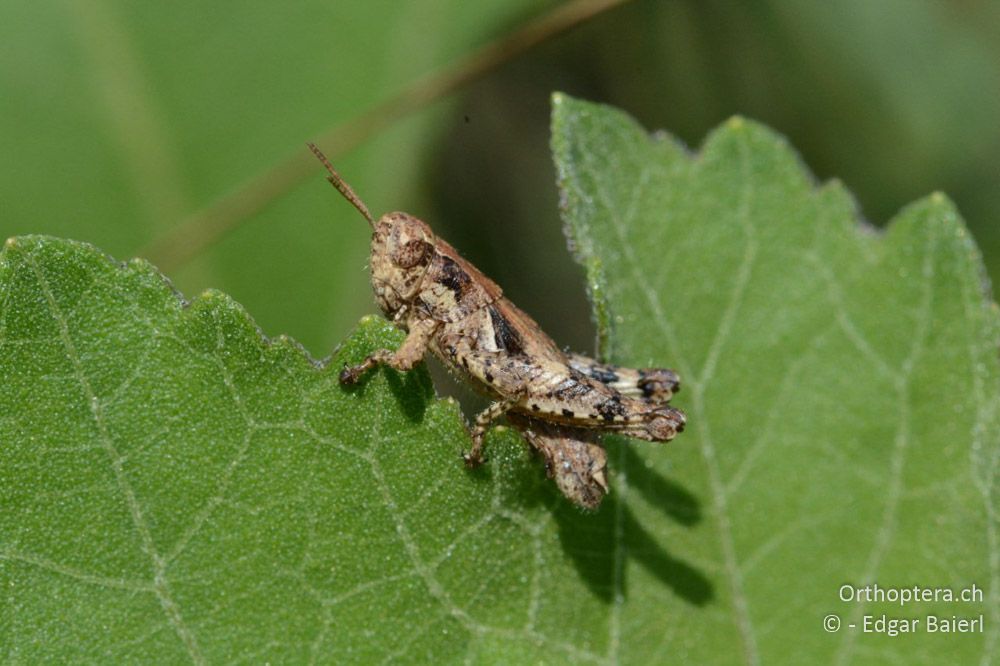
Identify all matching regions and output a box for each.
[307,143,375,228]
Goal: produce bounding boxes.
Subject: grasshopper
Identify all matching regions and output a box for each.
[309,144,685,509]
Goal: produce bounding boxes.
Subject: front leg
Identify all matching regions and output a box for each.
[339,317,438,384]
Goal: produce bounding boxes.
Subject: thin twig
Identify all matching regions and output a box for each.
[140,0,632,272]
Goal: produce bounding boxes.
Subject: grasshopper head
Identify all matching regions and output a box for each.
[305,144,435,317]
[370,212,435,315]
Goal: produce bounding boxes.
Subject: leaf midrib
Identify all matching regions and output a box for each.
[25,249,206,663]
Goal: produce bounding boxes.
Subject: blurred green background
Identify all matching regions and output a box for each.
[3,0,999,361]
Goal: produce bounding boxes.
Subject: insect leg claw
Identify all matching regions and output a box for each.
[462,451,487,468]
[339,365,361,384]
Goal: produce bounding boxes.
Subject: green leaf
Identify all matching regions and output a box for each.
[3,92,999,664]
[552,93,1000,662]
[0,236,633,663]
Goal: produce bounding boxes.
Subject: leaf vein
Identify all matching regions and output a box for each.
[25,251,206,665]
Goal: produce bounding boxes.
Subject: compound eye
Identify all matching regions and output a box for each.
[393,238,431,269]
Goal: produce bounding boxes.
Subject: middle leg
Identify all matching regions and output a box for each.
[464,398,517,468]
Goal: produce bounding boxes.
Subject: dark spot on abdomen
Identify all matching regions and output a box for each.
[596,398,626,422]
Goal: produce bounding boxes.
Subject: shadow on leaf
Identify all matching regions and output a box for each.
[337,362,429,426]
[383,367,429,424]
[619,446,701,527]
[552,446,712,607]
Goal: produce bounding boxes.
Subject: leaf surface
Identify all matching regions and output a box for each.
[553,93,1000,663]
[2,94,999,663]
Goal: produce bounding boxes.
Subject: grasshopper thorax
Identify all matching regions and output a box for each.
[370,212,435,317]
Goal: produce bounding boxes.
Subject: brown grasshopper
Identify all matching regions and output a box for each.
[308,144,685,509]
